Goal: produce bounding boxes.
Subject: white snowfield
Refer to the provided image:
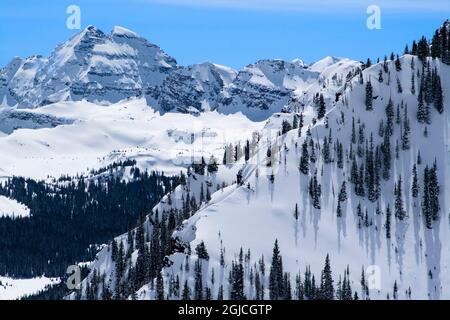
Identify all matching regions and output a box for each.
[0,276,59,300]
[0,195,30,218]
[0,99,264,180]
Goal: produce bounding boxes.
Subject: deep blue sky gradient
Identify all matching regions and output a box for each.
[0,0,448,69]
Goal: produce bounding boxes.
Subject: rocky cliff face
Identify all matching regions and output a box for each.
[0,26,178,108]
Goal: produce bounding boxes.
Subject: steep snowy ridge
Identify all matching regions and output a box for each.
[71,54,450,300]
[217,57,361,121]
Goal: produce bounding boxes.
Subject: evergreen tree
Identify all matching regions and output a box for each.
[433,73,444,113]
[293,114,299,129]
[217,285,224,300]
[299,141,309,175]
[230,249,246,300]
[395,55,402,71]
[320,254,334,300]
[360,266,368,299]
[282,119,293,134]
[422,163,441,228]
[417,36,430,61]
[417,75,430,123]
[193,157,206,175]
[111,239,118,262]
[134,225,147,288]
[393,281,398,300]
[394,175,406,220]
[429,162,441,221]
[269,240,284,300]
[194,259,203,300]
[385,204,391,239]
[402,105,410,150]
[385,98,394,135]
[365,80,373,111]
[182,280,191,300]
[207,155,219,174]
[244,140,250,162]
[378,69,383,83]
[195,241,210,261]
[322,137,331,163]
[411,164,419,198]
[298,113,304,137]
[309,173,322,209]
[156,271,164,300]
[336,200,342,218]
[336,141,344,169]
[338,181,347,202]
[318,94,326,119]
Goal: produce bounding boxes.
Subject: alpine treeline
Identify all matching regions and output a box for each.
[406,20,450,65]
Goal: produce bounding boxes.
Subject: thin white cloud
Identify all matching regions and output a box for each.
[137,0,450,12]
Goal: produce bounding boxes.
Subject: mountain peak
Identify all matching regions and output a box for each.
[292,58,307,68]
[111,26,139,38]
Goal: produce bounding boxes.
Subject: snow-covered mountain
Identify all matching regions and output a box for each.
[0,26,360,119]
[156,62,237,113]
[216,57,361,121]
[69,47,450,300]
[1,25,177,108]
[1,22,449,301]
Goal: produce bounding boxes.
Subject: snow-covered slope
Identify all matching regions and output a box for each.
[160,55,449,300]
[0,195,30,218]
[72,54,450,300]
[0,276,59,300]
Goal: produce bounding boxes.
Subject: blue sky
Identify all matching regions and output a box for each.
[0,0,449,69]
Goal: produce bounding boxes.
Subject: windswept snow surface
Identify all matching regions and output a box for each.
[0,276,59,300]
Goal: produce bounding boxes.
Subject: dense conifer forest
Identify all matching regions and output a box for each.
[0,161,179,278]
